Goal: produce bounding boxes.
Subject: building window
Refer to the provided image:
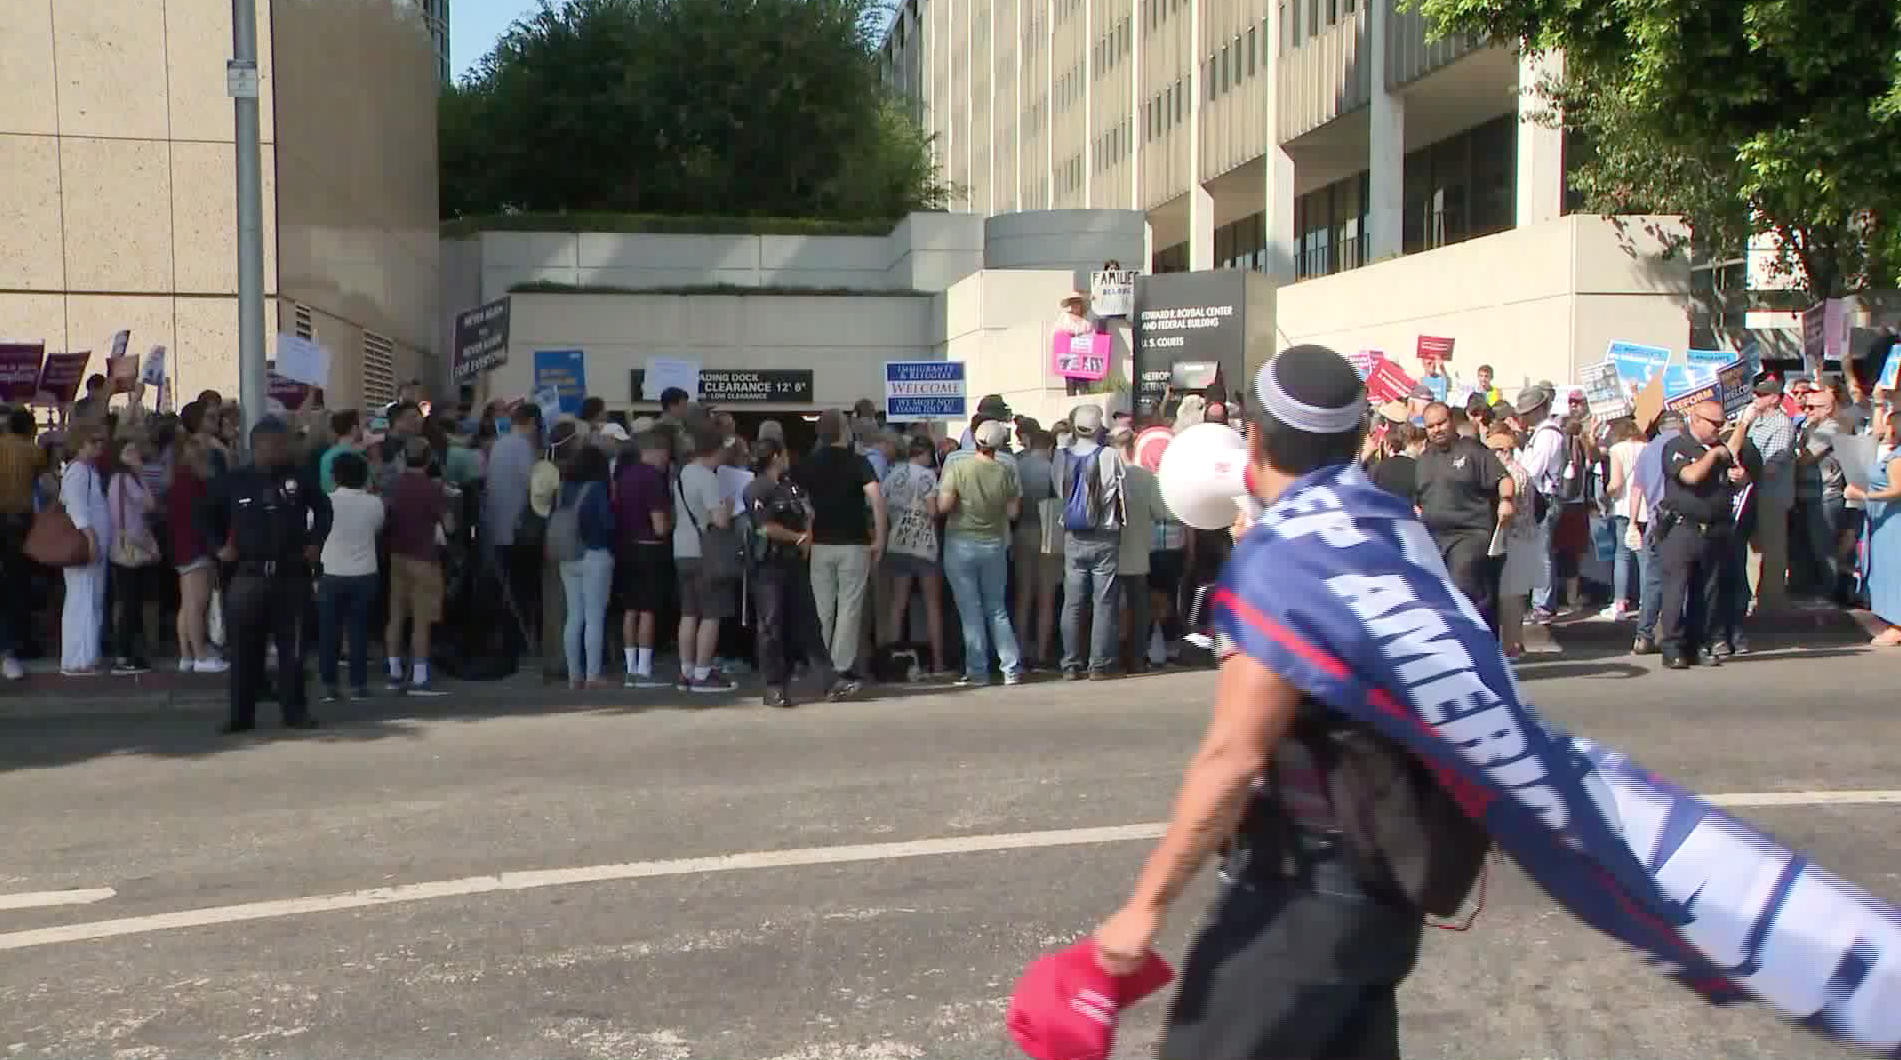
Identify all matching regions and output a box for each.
[1247,28,1257,75]
[1174,79,1183,121]
[291,302,314,340]
[1220,45,1229,92]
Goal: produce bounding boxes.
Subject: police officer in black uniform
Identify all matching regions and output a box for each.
[1655,398,1738,669]
[202,415,332,733]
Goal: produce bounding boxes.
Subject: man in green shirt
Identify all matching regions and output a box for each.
[937,420,1023,686]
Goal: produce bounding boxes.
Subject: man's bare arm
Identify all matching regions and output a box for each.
[1093,650,1304,969]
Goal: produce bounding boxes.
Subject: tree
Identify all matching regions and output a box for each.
[1414,0,1901,299]
[441,0,950,222]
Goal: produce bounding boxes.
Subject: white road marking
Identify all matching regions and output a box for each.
[0,888,116,911]
[1,789,1895,953]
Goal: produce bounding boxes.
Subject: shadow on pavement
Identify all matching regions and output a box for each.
[1515,660,1648,682]
[0,666,1169,775]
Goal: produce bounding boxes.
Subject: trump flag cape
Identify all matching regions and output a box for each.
[1208,462,1901,1056]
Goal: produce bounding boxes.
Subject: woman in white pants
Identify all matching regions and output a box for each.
[59,426,112,675]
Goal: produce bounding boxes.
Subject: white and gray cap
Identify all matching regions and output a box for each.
[1253,345,1366,434]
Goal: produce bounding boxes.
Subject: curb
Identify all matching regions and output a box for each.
[1529,605,1876,653]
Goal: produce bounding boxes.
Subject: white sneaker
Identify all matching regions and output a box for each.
[178,658,196,673]
[1,656,23,681]
[194,657,230,674]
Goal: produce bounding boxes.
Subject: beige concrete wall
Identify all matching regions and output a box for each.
[271,0,440,406]
[486,292,937,413]
[943,268,1131,428]
[0,0,281,402]
[1276,214,1693,389]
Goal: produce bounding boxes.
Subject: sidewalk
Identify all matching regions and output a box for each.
[1518,596,1878,654]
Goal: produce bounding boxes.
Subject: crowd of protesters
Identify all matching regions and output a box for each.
[1360,364,1900,666]
[2,355,1892,710]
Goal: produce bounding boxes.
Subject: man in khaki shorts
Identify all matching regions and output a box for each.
[384,436,451,696]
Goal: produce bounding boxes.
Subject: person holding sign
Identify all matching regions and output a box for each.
[1843,397,1901,646]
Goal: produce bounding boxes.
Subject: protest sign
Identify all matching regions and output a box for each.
[275,334,330,388]
[1879,345,1901,391]
[640,358,700,402]
[36,351,90,404]
[267,372,314,411]
[1365,358,1416,403]
[1347,350,1380,380]
[1089,270,1137,317]
[1416,335,1455,363]
[1051,331,1112,381]
[1631,375,1667,434]
[107,349,140,394]
[0,343,46,403]
[533,349,587,416]
[140,345,166,388]
[1579,360,1632,419]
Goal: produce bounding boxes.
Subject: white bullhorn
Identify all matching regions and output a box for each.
[1158,422,1254,530]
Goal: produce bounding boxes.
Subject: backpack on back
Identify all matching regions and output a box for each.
[544,482,595,562]
[1061,448,1125,532]
[1270,709,1491,918]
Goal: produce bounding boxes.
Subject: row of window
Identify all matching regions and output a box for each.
[1094,16,1133,77]
[1143,80,1184,141]
[1093,115,1134,171]
[1057,62,1082,112]
[1277,0,1357,55]
[1057,152,1084,195]
[1149,115,1525,281]
[1207,23,1261,100]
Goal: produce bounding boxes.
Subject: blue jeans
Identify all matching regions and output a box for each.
[1611,515,1643,609]
[1636,519,1667,639]
[559,548,615,681]
[1532,497,1565,612]
[942,533,1021,681]
[1062,530,1123,674]
[317,573,377,690]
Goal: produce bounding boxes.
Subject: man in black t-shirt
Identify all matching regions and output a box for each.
[1656,399,1738,669]
[1413,402,1515,618]
[790,410,887,679]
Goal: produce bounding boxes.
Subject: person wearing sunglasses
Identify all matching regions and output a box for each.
[1794,379,1857,604]
[1655,401,1740,669]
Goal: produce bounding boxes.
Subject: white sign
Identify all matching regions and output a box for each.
[884,360,967,420]
[641,358,701,402]
[225,59,259,99]
[140,345,166,387]
[1580,360,1633,420]
[274,333,330,387]
[1090,270,1138,317]
[533,384,562,428]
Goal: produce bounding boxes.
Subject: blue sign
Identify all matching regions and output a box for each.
[533,349,587,416]
[1607,340,1671,391]
[1685,347,1730,365]
[1661,364,1718,397]
[885,360,967,420]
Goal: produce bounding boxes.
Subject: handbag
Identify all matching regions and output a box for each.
[24,502,91,567]
[110,475,161,568]
[675,474,743,581]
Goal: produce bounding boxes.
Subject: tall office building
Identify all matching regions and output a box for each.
[1,0,441,408]
[425,0,453,84]
[880,0,1571,278]
[878,0,1708,385]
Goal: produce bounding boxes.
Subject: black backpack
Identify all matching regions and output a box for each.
[1269,709,1492,918]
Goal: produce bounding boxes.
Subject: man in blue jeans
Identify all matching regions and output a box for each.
[1513,385,1570,622]
[1632,411,1685,653]
[1054,404,1126,679]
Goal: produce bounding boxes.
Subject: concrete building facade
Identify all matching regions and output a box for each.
[0,0,441,409]
[879,0,1700,383]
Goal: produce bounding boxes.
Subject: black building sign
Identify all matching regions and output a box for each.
[1133,271,1263,412]
[451,297,511,382]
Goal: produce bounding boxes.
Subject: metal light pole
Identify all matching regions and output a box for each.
[229,0,267,448]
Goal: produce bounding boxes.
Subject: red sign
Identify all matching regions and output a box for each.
[0,343,45,403]
[1366,359,1418,404]
[1051,331,1112,381]
[34,351,91,405]
[1417,335,1455,363]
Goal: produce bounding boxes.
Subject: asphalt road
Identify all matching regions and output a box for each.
[0,644,1895,1060]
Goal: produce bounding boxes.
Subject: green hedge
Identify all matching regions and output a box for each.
[508,281,930,297]
[442,212,903,239]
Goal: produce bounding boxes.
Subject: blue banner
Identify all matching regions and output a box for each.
[886,360,967,420]
[1212,464,1901,1056]
[533,349,587,416]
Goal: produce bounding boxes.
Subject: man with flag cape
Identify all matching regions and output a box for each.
[1085,344,1901,1060]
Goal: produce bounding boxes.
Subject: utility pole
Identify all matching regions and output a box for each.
[228,0,266,448]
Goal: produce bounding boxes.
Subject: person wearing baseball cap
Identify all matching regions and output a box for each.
[1727,371,1798,615]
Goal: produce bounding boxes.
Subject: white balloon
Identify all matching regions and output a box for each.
[1157,422,1251,530]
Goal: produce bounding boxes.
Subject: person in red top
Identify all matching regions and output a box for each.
[169,435,226,673]
[383,437,453,695]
